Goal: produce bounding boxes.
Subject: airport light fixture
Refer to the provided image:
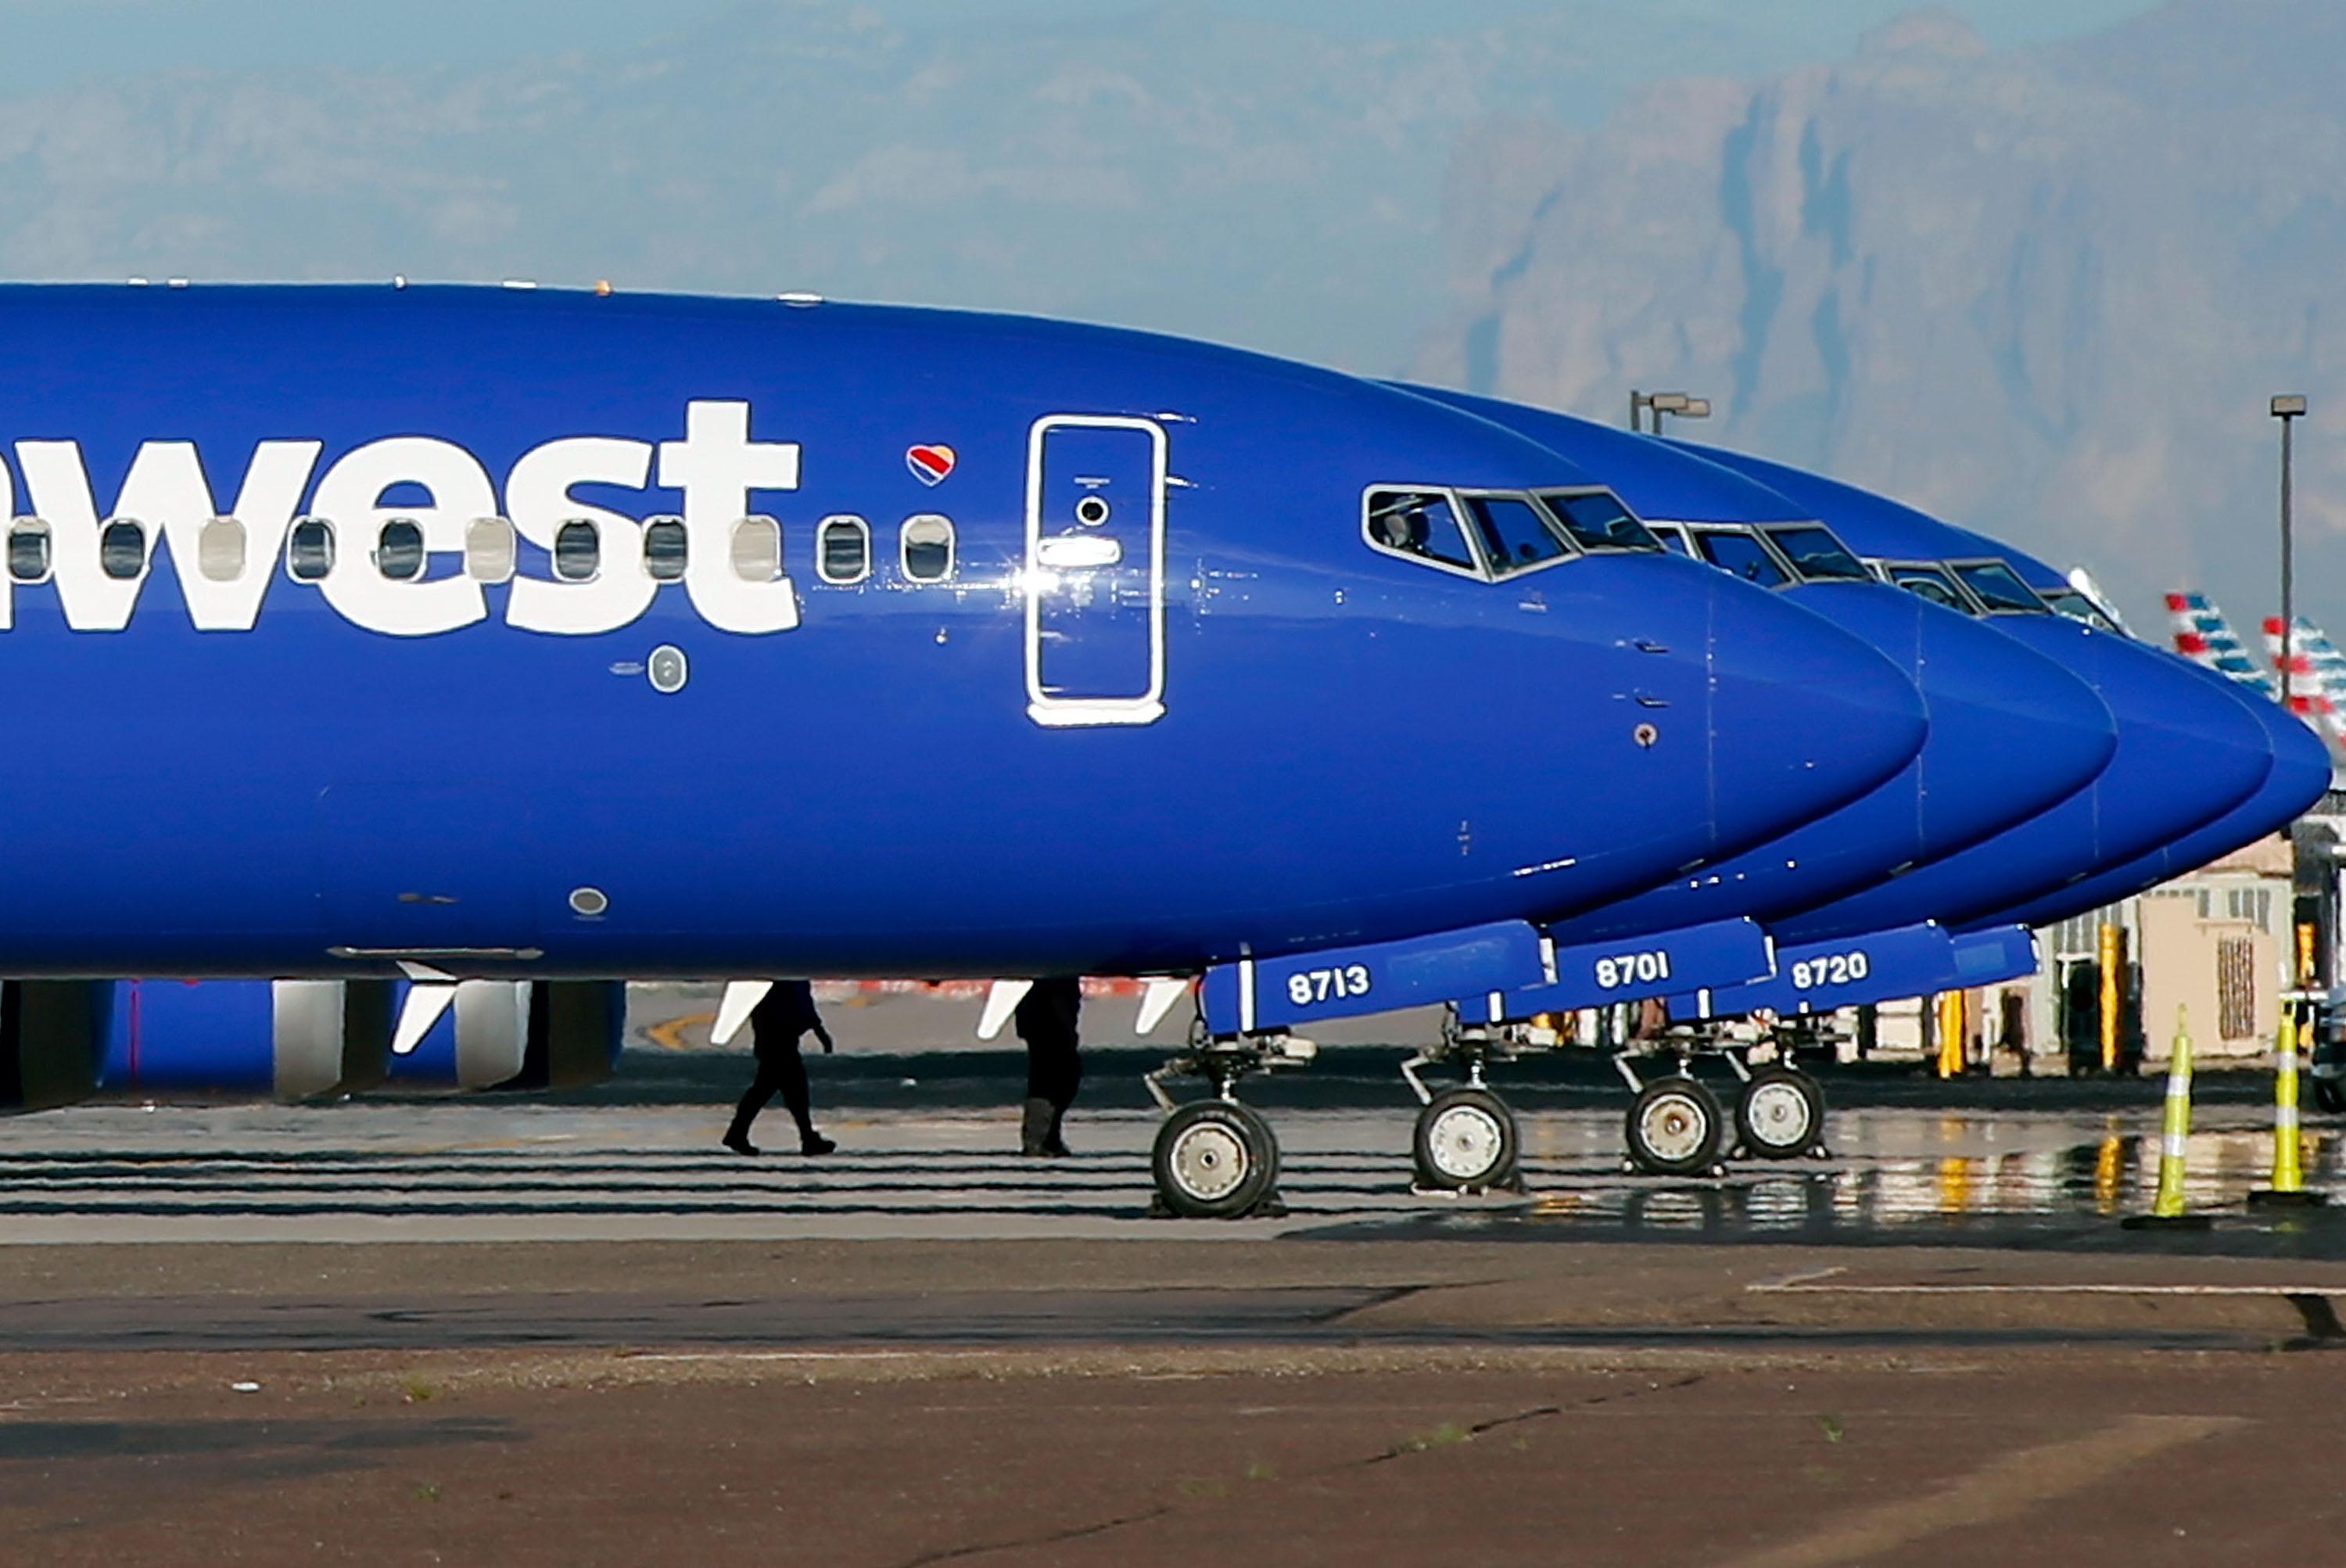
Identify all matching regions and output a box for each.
[2273,394,2308,719]
[1628,390,1712,435]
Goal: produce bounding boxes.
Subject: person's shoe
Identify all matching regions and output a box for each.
[1019,1096,1056,1157]
[1042,1109,1073,1158]
[800,1131,836,1156]
[722,1132,759,1157]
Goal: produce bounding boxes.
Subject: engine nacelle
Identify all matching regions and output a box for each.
[102,978,393,1100]
[0,980,111,1112]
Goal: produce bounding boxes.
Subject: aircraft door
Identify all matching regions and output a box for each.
[1024,415,1168,727]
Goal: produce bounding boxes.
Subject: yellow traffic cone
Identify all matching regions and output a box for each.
[2251,1001,2327,1207]
[2125,1006,2211,1231]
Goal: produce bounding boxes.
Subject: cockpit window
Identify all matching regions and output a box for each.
[1764,525,1870,583]
[1885,564,1975,613]
[2039,586,2120,633]
[1365,490,1480,576]
[1461,493,1572,576]
[1694,529,1792,588]
[1537,490,1662,553]
[1952,561,2049,614]
[1651,524,1691,556]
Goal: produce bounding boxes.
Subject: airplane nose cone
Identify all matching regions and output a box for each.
[2255,686,2337,824]
[1853,587,2117,855]
[1541,582,2107,944]
[2026,619,2276,860]
[1970,673,2332,931]
[1776,616,2276,943]
[1702,572,1928,861]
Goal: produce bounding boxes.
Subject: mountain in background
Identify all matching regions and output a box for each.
[1414,0,2346,627]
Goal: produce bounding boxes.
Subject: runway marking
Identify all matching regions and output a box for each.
[1718,1414,2243,1568]
[644,1013,716,1052]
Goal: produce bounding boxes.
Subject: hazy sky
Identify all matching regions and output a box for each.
[0,0,2163,88]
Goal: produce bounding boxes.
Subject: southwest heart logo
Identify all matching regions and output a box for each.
[906,444,956,486]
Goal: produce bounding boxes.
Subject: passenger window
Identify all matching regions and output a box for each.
[1364,490,1479,575]
[1953,561,2048,614]
[1463,494,1571,575]
[643,516,687,582]
[1538,490,1662,552]
[1694,529,1791,588]
[901,515,955,581]
[730,515,781,583]
[287,517,334,581]
[99,518,145,581]
[554,518,600,583]
[818,515,870,584]
[1763,525,1869,582]
[1888,565,1973,613]
[197,516,245,582]
[375,518,425,581]
[8,518,49,583]
[465,517,515,583]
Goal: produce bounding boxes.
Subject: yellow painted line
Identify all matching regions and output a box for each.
[646,1013,716,1052]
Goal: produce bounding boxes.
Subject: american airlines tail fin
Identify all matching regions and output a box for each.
[2259,615,2346,747]
[2166,593,2278,698]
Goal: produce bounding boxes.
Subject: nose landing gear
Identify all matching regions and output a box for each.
[1622,1066,1727,1177]
[1152,1099,1280,1218]
[1143,1030,1308,1219]
[1735,1064,1828,1160]
[1401,1024,1525,1193]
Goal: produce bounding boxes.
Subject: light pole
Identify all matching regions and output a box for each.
[2274,393,2308,717]
[1627,391,1711,435]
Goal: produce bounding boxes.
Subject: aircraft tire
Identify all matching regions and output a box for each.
[1412,1087,1519,1191]
[1152,1100,1280,1219]
[1736,1067,1825,1159]
[1624,1076,1724,1177]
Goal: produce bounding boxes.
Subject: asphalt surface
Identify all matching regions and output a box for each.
[12,1032,2346,1563]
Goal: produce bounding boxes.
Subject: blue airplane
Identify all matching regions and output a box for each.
[1364,388,2118,1175]
[1383,391,2311,1175]
[1683,448,2333,938]
[0,282,1936,1217]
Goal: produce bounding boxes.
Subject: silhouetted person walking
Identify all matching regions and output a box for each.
[1016,976,1083,1157]
[724,981,836,1156]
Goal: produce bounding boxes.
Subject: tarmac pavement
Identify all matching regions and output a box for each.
[6,1035,2346,1563]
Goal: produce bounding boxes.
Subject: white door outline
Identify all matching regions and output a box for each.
[1023,414,1168,727]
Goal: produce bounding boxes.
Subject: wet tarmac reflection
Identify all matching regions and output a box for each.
[1437,1114,2346,1254]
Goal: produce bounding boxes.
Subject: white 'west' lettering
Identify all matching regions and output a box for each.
[310,438,497,638]
[505,437,656,637]
[17,441,152,631]
[116,440,321,630]
[656,400,802,634]
[15,440,322,632]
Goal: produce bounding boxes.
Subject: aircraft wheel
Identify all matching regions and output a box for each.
[1737,1067,1825,1159]
[1153,1100,1280,1218]
[1413,1087,1519,1190]
[1625,1076,1724,1177]
[2314,1076,2346,1116]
